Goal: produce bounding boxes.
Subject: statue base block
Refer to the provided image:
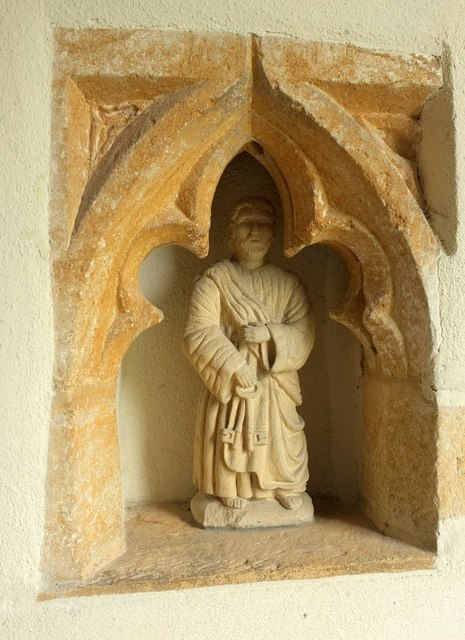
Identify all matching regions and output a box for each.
[190,491,314,528]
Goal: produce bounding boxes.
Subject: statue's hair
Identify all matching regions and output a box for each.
[228,198,275,253]
[230,197,276,226]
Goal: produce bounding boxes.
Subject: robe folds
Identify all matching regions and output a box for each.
[183,260,315,500]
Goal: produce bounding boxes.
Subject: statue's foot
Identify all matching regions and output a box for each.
[221,496,247,509]
[276,493,302,510]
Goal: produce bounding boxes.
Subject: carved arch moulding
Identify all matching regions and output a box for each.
[44,30,445,592]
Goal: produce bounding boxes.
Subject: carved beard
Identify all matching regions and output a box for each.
[239,239,270,259]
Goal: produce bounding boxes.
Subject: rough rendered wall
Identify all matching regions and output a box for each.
[2,1,465,639]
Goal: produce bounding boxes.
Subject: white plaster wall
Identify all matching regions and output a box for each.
[2,0,465,638]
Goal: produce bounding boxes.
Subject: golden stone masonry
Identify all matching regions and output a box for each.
[42,30,458,597]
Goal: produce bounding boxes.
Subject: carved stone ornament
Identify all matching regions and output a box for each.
[44,30,448,587]
[184,198,315,526]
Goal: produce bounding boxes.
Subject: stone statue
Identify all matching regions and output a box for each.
[183,197,316,527]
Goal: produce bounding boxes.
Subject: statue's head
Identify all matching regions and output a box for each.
[229,197,275,262]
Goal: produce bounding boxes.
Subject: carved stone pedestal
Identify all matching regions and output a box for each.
[190,492,314,528]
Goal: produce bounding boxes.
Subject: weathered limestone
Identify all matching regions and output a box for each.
[191,493,314,528]
[183,198,315,526]
[40,501,434,600]
[437,407,465,520]
[361,375,437,549]
[44,30,447,588]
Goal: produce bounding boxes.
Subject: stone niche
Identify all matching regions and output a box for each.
[42,30,448,598]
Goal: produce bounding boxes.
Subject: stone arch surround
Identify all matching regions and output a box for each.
[44,30,443,582]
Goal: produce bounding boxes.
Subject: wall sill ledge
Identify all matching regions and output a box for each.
[39,499,435,600]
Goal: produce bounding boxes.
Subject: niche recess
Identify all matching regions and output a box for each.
[119,153,361,508]
[43,30,446,598]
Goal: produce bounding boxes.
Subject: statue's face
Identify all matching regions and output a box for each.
[230,208,274,261]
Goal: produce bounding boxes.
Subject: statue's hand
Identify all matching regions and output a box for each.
[235,363,258,389]
[241,322,271,344]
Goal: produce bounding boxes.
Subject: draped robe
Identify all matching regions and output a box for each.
[183,260,315,500]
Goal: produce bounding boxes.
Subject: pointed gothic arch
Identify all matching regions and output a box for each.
[45,31,442,582]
